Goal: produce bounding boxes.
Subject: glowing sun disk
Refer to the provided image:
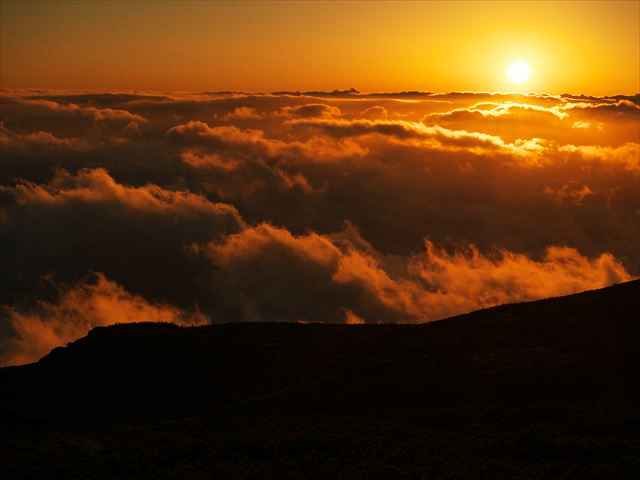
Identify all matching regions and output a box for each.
[507,60,532,84]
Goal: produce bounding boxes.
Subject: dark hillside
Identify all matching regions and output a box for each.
[1,280,639,478]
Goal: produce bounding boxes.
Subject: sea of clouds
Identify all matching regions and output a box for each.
[1,89,638,364]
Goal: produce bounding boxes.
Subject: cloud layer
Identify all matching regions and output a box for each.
[1,89,638,365]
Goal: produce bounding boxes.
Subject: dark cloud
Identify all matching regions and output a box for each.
[0,94,146,139]
[0,168,244,308]
[23,92,173,108]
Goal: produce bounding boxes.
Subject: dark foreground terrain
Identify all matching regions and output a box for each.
[1,280,639,479]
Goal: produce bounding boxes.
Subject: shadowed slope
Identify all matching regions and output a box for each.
[1,279,638,425]
[1,280,639,479]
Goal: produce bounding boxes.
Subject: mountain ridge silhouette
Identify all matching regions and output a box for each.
[2,279,639,420]
[1,280,639,479]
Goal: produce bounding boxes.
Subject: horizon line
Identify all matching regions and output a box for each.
[2,87,639,98]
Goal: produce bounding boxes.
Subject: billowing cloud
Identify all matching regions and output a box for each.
[560,98,640,117]
[1,122,89,152]
[424,102,568,121]
[287,118,546,157]
[189,223,631,325]
[0,274,206,367]
[1,89,638,365]
[0,168,244,308]
[167,119,367,160]
[407,242,631,316]
[226,106,266,120]
[0,94,147,143]
[280,103,342,119]
[360,105,390,120]
[559,142,640,173]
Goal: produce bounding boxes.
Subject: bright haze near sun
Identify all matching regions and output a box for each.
[507,60,532,85]
[0,0,638,366]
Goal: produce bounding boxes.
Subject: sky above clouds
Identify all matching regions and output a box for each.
[1,89,638,365]
[1,1,639,94]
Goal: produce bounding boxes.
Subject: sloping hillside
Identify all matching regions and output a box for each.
[1,280,639,479]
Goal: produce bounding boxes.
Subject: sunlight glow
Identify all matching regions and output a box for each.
[507,60,532,84]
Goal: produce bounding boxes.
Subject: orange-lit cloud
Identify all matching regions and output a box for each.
[3,167,244,220]
[187,223,632,324]
[1,122,89,151]
[0,274,206,367]
[559,143,640,173]
[407,242,631,318]
[279,103,342,119]
[227,106,266,120]
[167,119,367,161]
[287,117,552,159]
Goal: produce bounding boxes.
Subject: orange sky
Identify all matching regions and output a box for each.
[1,1,639,94]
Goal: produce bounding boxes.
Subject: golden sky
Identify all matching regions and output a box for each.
[1,0,639,94]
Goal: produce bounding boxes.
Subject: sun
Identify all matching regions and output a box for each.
[507,60,532,84]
